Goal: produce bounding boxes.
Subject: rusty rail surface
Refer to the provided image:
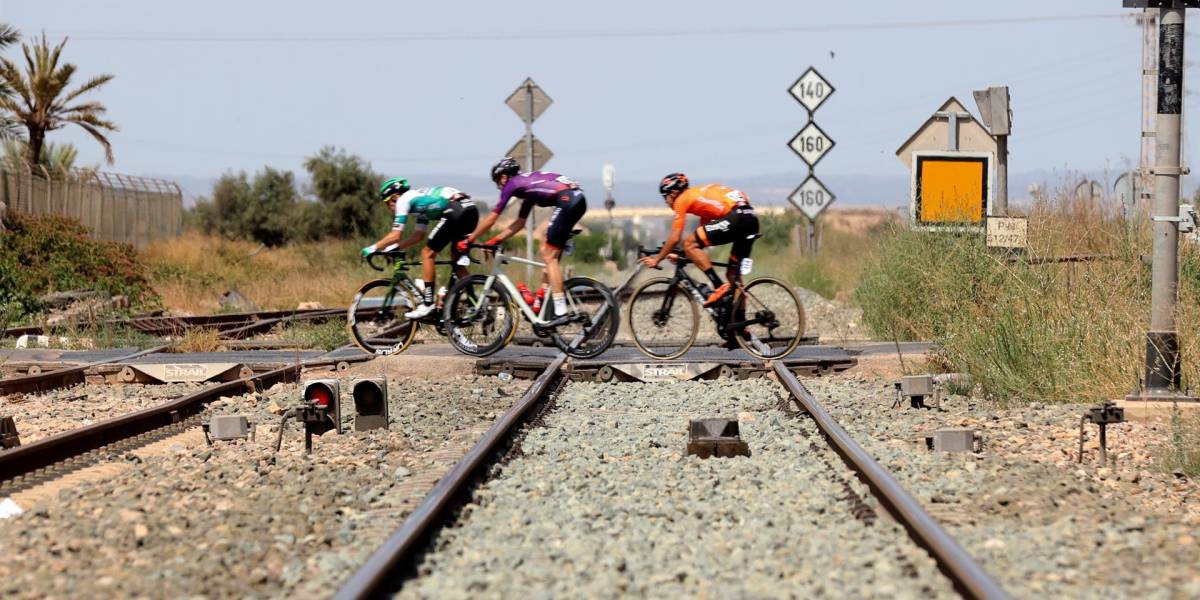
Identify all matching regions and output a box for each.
[2,307,344,339]
[772,363,1010,600]
[0,351,373,485]
[334,354,567,600]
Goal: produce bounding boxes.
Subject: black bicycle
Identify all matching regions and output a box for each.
[625,246,805,360]
[347,249,496,355]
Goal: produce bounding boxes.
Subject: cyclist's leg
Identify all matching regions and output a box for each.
[726,209,759,286]
[691,213,740,303]
[543,191,587,320]
[450,203,479,281]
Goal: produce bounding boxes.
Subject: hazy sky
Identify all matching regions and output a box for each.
[0,0,1180,191]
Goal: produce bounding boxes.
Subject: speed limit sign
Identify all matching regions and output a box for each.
[788,175,835,220]
[789,67,835,113]
[788,121,835,168]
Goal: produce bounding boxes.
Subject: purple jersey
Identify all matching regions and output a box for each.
[493,171,580,218]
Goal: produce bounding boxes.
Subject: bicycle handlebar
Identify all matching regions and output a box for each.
[364,250,466,271]
[635,245,737,268]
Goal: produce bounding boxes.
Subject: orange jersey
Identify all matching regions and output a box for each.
[671,184,750,232]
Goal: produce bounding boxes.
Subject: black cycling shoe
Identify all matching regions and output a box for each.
[544,311,582,329]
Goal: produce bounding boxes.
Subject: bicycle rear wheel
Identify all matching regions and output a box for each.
[626,277,699,360]
[732,277,805,360]
[549,277,620,359]
[442,275,518,357]
[347,279,418,355]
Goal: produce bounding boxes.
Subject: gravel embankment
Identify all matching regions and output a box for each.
[806,376,1200,598]
[0,373,527,599]
[401,379,956,598]
[0,383,207,444]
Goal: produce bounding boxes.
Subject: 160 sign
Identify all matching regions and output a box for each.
[788,176,834,220]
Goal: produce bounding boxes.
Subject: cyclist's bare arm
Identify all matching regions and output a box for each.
[487,217,526,245]
[370,229,405,252]
[642,218,685,267]
[467,210,499,243]
[394,226,426,250]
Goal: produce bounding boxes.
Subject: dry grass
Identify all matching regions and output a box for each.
[143,233,379,313]
[169,327,224,353]
[856,188,1200,405]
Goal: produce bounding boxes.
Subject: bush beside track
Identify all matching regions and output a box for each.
[855,194,1200,405]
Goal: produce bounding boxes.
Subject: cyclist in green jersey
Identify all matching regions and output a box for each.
[361,178,479,319]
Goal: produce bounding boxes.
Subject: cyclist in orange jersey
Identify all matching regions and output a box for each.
[640,172,759,307]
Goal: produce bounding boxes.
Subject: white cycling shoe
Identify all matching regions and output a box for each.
[404,303,435,319]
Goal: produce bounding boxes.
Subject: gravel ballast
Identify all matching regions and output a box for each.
[0,382,207,444]
[401,379,957,598]
[806,376,1200,598]
[0,372,527,599]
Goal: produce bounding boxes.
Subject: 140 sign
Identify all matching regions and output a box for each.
[788,175,834,220]
[789,67,835,113]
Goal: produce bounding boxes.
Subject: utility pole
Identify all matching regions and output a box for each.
[1125,0,1198,402]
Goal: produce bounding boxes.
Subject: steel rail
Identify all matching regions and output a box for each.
[772,363,1010,600]
[2,307,343,338]
[0,352,373,484]
[334,354,567,600]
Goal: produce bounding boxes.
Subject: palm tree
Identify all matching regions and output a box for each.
[0,23,19,141]
[0,34,116,172]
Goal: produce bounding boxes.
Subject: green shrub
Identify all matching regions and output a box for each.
[853,203,1182,406]
[0,212,158,316]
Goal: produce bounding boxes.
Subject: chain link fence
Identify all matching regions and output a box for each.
[0,164,182,247]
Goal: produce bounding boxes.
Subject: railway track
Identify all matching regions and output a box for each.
[0,349,373,494]
[334,359,1010,599]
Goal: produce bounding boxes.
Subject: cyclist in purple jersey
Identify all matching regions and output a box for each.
[461,157,588,327]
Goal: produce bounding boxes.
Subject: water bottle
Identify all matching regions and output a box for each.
[516,282,535,306]
[531,286,548,313]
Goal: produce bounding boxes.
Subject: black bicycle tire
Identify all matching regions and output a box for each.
[442,274,518,357]
[551,277,621,359]
[347,279,418,355]
[734,276,805,360]
[626,276,699,360]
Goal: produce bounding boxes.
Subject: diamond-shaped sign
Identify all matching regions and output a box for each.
[507,136,554,171]
[505,78,553,124]
[789,67,834,114]
[788,122,835,168]
[788,175,835,220]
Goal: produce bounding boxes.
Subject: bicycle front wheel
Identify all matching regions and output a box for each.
[733,277,805,360]
[347,279,418,355]
[626,277,699,360]
[549,277,620,359]
[442,275,518,357]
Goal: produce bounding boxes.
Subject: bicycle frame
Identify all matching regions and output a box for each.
[474,249,562,325]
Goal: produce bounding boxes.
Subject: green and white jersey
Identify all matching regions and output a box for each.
[392,186,464,230]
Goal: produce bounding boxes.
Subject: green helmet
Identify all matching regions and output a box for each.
[379,177,410,201]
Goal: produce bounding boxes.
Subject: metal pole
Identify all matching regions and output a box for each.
[1134,6,1193,401]
[1141,8,1160,211]
[994,135,1008,216]
[525,81,536,281]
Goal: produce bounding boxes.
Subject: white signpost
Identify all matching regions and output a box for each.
[787,67,836,253]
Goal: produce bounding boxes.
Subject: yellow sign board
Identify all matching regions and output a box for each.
[910,151,992,227]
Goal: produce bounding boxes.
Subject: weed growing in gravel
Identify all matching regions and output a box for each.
[171,328,224,353]
[855,190,1200,405]
[1154,408,1200,477]
[277,320,348,351]
[46,321,160,350]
